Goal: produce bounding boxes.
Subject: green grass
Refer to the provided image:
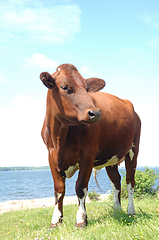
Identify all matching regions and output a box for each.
[0,197,159,240]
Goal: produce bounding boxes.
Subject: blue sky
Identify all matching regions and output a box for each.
[0,0,159,167]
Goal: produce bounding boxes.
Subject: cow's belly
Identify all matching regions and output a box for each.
[93,145,134,170]
[93,155,125,170]
[64,146,134,177]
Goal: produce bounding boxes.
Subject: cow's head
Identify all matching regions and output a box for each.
[40,64,105,125]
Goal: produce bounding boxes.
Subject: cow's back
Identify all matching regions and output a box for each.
[89,91,140,161]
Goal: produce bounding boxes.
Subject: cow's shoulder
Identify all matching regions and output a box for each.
[90,91,134,113]
[41,117,53,149]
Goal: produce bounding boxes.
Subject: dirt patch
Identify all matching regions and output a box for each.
[0,194,109,214]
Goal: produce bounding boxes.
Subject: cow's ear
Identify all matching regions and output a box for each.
[40,72,56,89]
[86,78,105,92]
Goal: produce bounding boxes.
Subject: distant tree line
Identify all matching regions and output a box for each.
[0,166,50,171]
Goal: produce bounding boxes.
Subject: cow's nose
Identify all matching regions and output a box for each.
[88,108,101,122]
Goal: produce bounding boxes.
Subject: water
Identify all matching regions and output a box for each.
[0,167,159,202]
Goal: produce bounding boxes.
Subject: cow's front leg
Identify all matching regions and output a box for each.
[49,149,65,228]
[76,187,87,227]
[75,158,93,227]
[50,190,65,228]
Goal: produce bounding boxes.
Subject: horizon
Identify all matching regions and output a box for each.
[1,165,159,169]
[0,0,159,167]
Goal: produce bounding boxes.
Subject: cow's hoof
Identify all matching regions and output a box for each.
[75,220,87,228]
[128,212,135,216]
[49,221,62,230]
[49,223,57,230]
[127,206,135,215]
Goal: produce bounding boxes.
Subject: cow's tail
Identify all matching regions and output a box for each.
[93,169,100,187]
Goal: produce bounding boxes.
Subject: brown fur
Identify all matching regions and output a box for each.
[40,64,141,227]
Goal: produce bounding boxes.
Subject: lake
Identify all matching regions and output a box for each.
[0,167,159,202]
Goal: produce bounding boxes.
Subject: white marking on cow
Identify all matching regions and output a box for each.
[94,155,119,170]
[76,188,87,225]
[65,163,79,178]
[94,155,125,170]
[129,149,134,161]
[51,204,62,225]
[56,193,62,201]
[57,67,60,71]
[111,181,121,210]
[129,143,135,161]
[127,183,135,215]
[117,156,125,165]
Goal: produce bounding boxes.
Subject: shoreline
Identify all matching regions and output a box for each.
[0,194,109,215]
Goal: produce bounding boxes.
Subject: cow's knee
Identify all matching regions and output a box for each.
[76,185,86,199]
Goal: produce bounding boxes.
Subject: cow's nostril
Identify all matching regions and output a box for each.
[88,109,101,122]
[88,110,95,119]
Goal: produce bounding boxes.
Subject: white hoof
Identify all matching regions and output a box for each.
[127,203,135,215]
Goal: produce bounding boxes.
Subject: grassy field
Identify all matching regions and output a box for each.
[0,197,159,240]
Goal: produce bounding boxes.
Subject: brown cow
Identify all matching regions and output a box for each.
[40,64,141,228]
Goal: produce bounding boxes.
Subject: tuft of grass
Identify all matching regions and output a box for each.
[88,191,100,201]
[0,197,159,240]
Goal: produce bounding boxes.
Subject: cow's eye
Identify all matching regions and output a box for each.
[60,85,68,90]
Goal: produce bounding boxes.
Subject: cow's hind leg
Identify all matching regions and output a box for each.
[125,149,137,215]
[106,165,121,210]
[49,149,65,228]
[125,113,141,215]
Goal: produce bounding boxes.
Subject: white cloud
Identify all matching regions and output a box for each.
[138,12,159,50]
[139,11,159,30]
[148,38,159,49]
[0,95,48,167]
[80,66,100,79]
[26,54,58,69]
[0,1,81,45]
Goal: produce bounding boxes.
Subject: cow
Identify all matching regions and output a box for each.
[40,63,141,228]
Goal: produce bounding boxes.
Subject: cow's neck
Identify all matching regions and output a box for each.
[53,117,81,174]
[53,117,68,149]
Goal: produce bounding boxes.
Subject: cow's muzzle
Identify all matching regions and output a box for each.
[88,109,101,122]
[78,108,101,124]
[77,108,101,123]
